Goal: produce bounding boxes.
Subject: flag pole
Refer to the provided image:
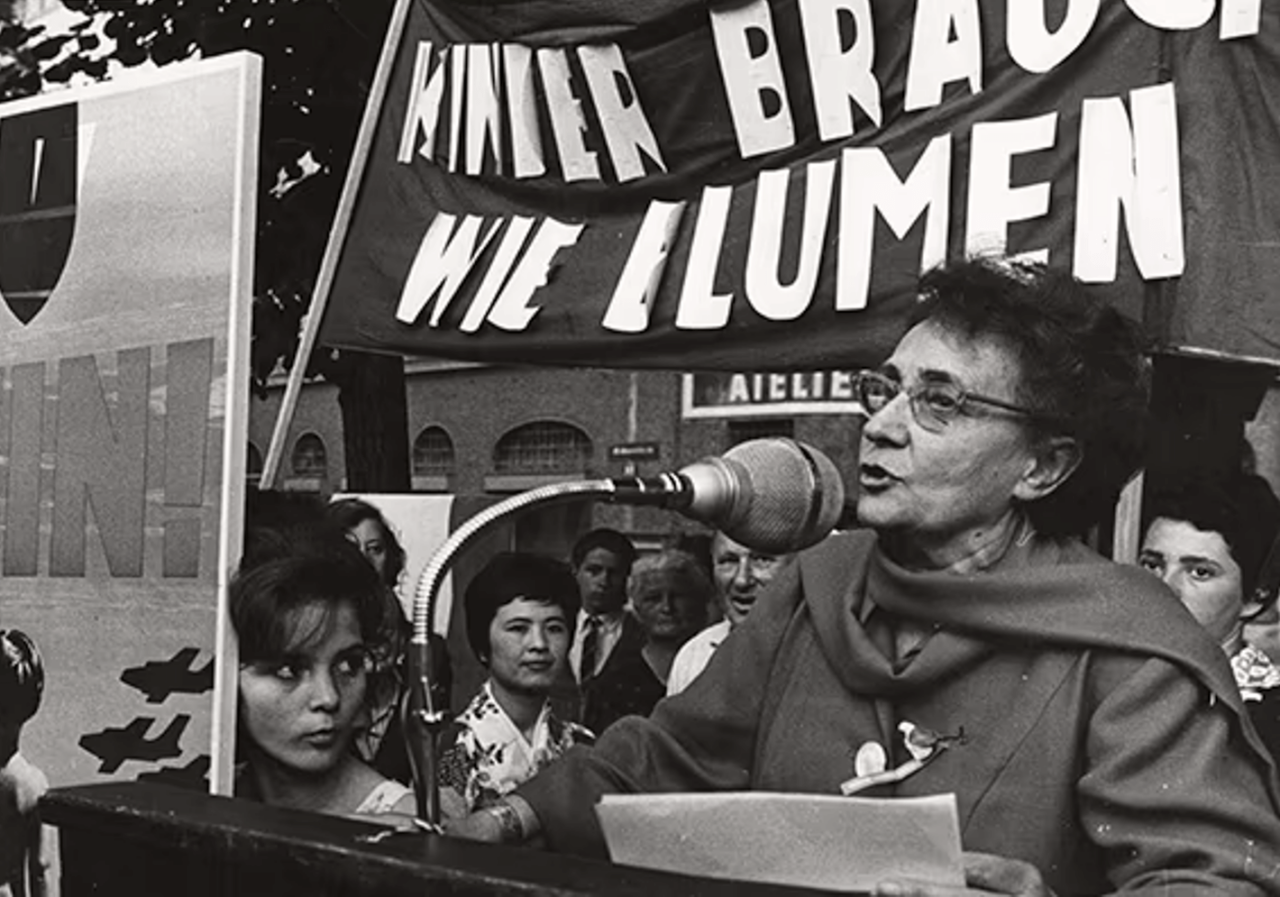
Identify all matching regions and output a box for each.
[261,0,415,488]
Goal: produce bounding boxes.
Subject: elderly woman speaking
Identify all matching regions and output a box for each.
[449,258,1280,895]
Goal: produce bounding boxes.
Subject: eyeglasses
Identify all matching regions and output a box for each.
[854,369,1042,433]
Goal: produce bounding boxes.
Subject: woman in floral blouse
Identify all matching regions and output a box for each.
[439,553,592,819]
[1139,474,1280,759]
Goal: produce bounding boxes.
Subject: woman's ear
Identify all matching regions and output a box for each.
[1014,436,1082,503]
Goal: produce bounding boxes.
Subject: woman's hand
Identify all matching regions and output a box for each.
[443,796,542,845]
[443,808,505,842]
[874,852,1055,897]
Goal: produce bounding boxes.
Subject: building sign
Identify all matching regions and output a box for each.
[609,442,661,462]
[316,0,1280,370]
[683,371,862,419]
[0,53,260,795]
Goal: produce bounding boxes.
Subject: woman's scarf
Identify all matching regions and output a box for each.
[804,530,1251,720]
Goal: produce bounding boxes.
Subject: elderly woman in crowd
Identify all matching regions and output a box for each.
[448,257,1280,896]
[581,550,711,734]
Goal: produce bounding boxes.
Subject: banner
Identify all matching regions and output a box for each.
[0,53,260,794]
[318,0,1280,370]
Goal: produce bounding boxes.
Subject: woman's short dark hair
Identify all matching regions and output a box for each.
[570,528,637,570]
[1145,474,1280,601]
[0,629,44,731]
[230,546,390,665]
[912,256,1151,537]
[464,552,581,664]
[326,497,407,589]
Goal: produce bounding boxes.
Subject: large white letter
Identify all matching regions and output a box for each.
[603,201,686,333]
[459,217,536,333]
[578,44,666,182]
[1007,0,1100,74]
[487,219,586,331]
[905,0,982,112]
[1221,0,1261,40]
[710,0,796,158]
[744,161,836,320]
[675,186,736,329]
[538,48,600,182]
[839,137,952,310]
[798,0,882,141]
[1074,84,1184,282]
[465,44,503,176]
[965,113,1057,260]
[503,45,546,179]
[1124,0,1213,30]
[396,214,502,326]
[396,42,447,164]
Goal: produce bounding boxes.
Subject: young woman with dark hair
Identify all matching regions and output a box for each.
[231,550,415,819]
[438,552,591,819]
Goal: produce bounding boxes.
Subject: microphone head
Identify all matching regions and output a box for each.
[681,438,846,554]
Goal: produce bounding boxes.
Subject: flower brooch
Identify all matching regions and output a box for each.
[839,721,965,796]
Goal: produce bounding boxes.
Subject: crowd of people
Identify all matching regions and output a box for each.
[7,255,1280,895]
[215,485,799,839]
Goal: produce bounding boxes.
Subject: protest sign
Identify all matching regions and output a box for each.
[0,52,260,794]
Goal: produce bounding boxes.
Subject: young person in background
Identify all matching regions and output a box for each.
[1140,474,1280,759]
[0,629,49,897]
[327,498,408,599]
[325,497,451,785]
[568,529,637,687]
[439,553,591,819]
[231,549,416,820]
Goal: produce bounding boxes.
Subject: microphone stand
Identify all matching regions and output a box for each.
[405,477,691,824]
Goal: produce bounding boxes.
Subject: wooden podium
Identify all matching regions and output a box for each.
[43,783,851,897]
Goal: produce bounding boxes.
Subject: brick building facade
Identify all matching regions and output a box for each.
[248,361,864,557]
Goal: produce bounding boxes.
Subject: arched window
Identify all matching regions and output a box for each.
[412,426,455,477]
[493,422,592,474]
[291,432,327,478]
[412,425,454,491]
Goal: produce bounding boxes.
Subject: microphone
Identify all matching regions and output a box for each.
[606,438,845,553]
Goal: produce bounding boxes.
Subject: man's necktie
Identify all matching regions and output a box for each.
[580,616,600,682]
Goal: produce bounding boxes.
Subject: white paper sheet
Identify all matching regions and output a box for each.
[596,791,963,892]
